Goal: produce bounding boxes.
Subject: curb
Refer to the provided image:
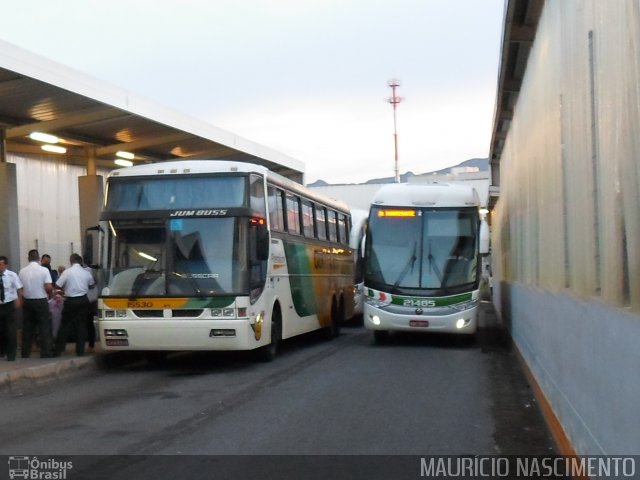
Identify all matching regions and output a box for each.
[0,355,98,391]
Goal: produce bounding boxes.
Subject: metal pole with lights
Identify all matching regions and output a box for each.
[387,79,403,183]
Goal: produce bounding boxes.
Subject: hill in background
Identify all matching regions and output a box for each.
[307,157,488,187]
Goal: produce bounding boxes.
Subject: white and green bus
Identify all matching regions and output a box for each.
[94,160,354,360]
[363,183,489,342]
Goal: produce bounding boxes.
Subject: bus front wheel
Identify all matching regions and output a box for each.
[255,307,281,362]
[373,330,389,344]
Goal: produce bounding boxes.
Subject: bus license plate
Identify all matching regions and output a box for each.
[409,320,429,327]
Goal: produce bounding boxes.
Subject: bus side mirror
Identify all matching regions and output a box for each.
[257,224,270,261]
[84,226,101,268]
[479,220,490,255]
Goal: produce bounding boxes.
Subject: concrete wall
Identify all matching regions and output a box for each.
[492,0,640,455]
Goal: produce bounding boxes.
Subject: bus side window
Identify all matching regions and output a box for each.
[302,199,314,237]
[249,174,266,215]
[268,186,285,231]
[315,205,327,240]
[327,210,338,242]
[337,213,348,245]
[286,193,301,235]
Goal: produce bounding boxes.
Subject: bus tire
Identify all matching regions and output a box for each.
[255,306,281,362]
[145,351,168,366]
[373,330,389,344]
[324,297,342,339]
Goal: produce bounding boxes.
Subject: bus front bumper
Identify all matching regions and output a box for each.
[98,319,264,351]
[363,303,478,335]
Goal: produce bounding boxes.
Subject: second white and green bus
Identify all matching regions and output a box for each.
[94,160,354,361]
[363,183,489,342]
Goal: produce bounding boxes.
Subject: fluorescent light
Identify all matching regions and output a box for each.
[30,132,59,144]
[138,251,157,262]
[116,151,135,160]
[114,159,133,167]
[41,144,66,154]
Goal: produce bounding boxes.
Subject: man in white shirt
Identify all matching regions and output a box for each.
[55,253,95,357]
[0,256,23,361]
[18,249,54,358]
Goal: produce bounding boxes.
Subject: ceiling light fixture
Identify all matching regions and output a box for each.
[114,159,133,167]
[30,132,60,144]
[116,151,135,160]
[41,144,67,154]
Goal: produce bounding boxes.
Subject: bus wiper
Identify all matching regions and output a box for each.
[427,240,444,286]
[392,242,417,291]
[129,265,163,299]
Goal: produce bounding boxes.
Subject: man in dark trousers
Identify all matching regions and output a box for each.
[0,256,23,361]
[18,249,54,358]
[55,254,95,357]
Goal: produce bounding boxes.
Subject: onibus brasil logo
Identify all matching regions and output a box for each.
[8,456,73,479]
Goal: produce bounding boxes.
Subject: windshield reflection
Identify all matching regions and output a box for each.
[364,208,479,292]
[100,218,248,297]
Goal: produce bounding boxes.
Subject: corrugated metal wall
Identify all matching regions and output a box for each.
[7,153,107,270]
[494,0,640,311]
[492,0,640,455]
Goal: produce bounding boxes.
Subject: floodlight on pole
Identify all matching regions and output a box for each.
[387,79,403,183]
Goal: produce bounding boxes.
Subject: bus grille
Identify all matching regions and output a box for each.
[132,310,164,318]
[172,309,204,318]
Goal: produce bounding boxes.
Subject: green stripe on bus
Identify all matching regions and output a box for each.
[283,241,317,317]
[367,289,473,307]
[184,297,235,308]
[392,292,472,307]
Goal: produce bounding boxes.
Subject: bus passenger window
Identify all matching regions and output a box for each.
[286,193,301,235]
[337,213,348,244]
[302,200,314,237]
[327,210,338,242]
[268,186,285,231]
[249,175,266,215]
[315,206,327,240]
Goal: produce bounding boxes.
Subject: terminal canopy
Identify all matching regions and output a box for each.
[0,40,304,182]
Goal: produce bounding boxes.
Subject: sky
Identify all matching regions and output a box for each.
[0,0,505,185]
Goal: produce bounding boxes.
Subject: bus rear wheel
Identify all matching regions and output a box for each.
[324,297,343,340]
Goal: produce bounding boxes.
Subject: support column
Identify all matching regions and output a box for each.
[0,161,21,265]
[78,148,103,257]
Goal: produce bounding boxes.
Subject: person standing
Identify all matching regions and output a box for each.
[55,254,95,357]
[18,249,54,358]
[0,256,23,361]
[41,253,59,284]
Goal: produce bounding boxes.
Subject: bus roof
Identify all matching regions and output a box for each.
[371,183,480,208]
[109,160,270,178]
[109,159,350,214]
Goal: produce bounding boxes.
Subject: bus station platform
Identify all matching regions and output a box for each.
[0,344,104,391]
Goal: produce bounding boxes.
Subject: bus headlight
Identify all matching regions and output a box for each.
[456,319,466,329]
[365,298,388,308]
[371,315,381,326]
[450,300,478,312]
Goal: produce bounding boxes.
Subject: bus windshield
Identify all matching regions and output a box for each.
[105,176,245,211]
[100,217,248,297]
[364,207,479,292]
